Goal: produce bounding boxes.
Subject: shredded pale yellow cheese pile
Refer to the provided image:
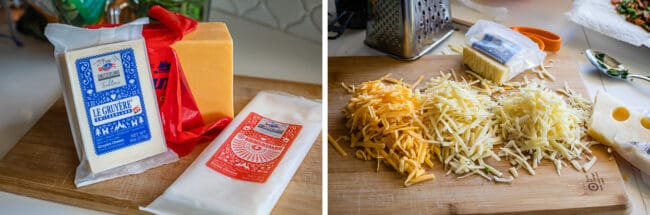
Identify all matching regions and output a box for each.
[494,81,593,175]
[421,74,505,181]
[343,77,435,186]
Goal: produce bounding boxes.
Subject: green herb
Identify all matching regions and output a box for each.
[595,53,608,69]
[607,68,629,79]
[618,4,627,13]
[485,168,491,174]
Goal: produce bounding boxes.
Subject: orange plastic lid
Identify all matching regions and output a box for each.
[511,26,562,52]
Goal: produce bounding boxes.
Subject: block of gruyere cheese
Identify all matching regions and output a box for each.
[462,46,511,85]
[588,90,650,146]
[172,22,234,123]
[62,39,167,173]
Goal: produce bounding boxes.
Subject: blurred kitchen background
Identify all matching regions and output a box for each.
[0,0,322,84]
[0,1,320,214]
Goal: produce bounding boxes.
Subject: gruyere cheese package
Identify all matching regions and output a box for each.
[463,20,546,84]
[45,19,178,187]
[142,91,321,215]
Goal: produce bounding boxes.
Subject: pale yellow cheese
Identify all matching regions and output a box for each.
[172,22,234,123]
[495,82,592,175]
[588,90,650,146]
[63,39,167,173]
[462,46,510,85]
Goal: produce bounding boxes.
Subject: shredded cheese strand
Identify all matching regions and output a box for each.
[328,134,348,157]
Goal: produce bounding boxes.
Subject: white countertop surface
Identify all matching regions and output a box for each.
[329,0,649,214]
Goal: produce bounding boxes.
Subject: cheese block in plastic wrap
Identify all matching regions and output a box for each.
[45,19,178,187]
[463,20,546,84]
[588,90,650,178]
[142,91,322,215]
[588,90,650,146]
[462,46,510,84]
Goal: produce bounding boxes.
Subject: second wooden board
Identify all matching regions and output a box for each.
[328,54,628,215]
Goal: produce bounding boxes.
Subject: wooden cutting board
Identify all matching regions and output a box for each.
[328,54,629,215]
[0,76,322,215]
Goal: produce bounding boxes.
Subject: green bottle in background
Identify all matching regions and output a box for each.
[134,0,210,21]
[53,0,209,26]
[54,0,106,26]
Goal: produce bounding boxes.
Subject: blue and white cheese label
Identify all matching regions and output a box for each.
[471,33,521,64]
[90,52,127,91]
[76,48,151,155]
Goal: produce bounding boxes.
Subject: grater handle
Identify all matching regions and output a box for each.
[328,11,354,40]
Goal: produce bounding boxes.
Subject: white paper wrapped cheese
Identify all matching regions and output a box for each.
[142,91,322,215]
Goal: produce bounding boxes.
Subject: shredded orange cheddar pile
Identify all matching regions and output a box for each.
[343,77,434,186]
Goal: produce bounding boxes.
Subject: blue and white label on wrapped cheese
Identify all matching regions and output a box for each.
[629,141,650,155]
[75,48,151,155]
[254,118,290,138]
[471,33,521,64]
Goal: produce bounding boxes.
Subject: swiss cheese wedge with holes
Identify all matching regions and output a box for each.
[588,90,650,146]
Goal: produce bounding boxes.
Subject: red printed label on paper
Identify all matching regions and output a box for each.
[206,112,302,183]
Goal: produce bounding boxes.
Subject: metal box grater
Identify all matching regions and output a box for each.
[365,0,454,60]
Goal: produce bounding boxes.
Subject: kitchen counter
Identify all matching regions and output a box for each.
[0,4,322,214]
[328,0,649,214]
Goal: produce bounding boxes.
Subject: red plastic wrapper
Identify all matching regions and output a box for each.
[88,6,232,156]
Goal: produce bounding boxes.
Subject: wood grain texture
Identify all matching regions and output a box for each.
[0,75,322,215]
[327,54,629,215]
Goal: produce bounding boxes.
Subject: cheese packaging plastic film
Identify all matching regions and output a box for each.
[45,19,178,187]
[463,20,546,84]
[142,91,322,215]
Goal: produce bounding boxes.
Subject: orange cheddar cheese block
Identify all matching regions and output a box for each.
[172,22,234,123]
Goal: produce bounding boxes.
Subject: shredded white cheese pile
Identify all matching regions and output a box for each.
[420,74,505,181]
[494,81,594,175]
[343,77,435,186]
